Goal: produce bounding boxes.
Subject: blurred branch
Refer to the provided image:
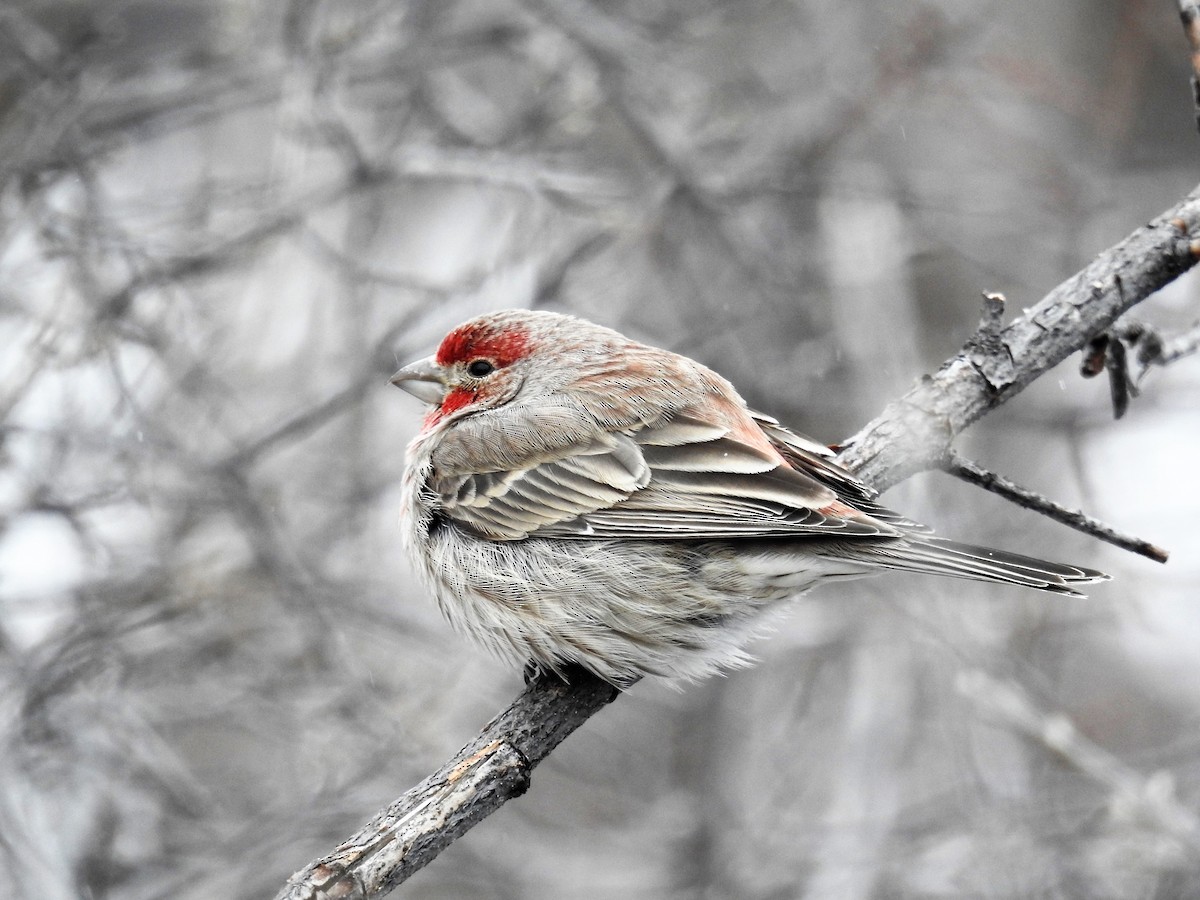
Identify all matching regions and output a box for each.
[224,303,451,472]
[276,185,1200,898]
[97,173,387,319]
[1117,318,1200,373]
[958,669,1200,858]
[941,451,1170,564]
[388,145,624,200]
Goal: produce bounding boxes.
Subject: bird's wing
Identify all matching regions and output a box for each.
[431,408,901,542]
[431,430,651,540]
[751,411,933,533]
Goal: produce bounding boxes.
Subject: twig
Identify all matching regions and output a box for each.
[963,291,1015,390]
[277,186,1200,897]
[942,451,1169,563]
[1118,318,1200,373]
[1155,321,1200,364]
[1080,319,1200,417]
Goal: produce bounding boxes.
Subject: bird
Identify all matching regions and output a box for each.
[391,309,1106,686]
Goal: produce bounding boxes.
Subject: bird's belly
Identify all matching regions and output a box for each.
[414,529,865,684]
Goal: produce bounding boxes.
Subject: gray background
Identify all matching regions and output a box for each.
[2,1,1198,898]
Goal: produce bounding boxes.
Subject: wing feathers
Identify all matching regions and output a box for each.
[649,468,835,508]
[433,432,651,539]
[565,436,650,492]
[634,412,729,446]
[822,536,1108,596]
[640,436,779,474]
[431,404,907,541]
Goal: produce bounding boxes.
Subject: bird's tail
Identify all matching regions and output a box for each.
[841,536,1108,597]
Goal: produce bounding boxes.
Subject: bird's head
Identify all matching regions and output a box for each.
[392,309,701,434]
[391,309,606,425]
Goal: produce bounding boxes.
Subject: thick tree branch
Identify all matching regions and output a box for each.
[278,669,618,899]
[837,183,1200,490]
[277,184,1200,899]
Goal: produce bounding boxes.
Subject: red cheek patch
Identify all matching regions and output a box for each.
[425,386,478,426]
[440,386,477,415]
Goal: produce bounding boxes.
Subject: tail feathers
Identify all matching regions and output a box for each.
[859,536,1109,597]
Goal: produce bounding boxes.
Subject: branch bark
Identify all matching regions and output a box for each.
[838,184,1200,489]
[942,451,1170,563]
[277,183,1200,899]
[277,669,617,900]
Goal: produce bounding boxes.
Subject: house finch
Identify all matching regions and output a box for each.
[392,309,1105,686]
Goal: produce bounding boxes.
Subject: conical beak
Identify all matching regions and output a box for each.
[389,356,448,405]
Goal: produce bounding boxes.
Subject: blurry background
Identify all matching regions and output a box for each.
[2,1,1199,898]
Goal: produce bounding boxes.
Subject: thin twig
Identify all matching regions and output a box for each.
[1117,318,1200,374]
[1156,321,1200,364]
[942,451,1169,564]
[1079,318,1200,418]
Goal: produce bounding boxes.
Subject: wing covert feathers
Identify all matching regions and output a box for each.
[429,397,1106,596]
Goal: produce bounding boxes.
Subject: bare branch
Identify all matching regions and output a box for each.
[942,451,1169,564]
[1155,321,1200,365]
[1116,319,1200,374]
[1080,318,1200,418]
[277,669,618,900]
[837,183,1200,490]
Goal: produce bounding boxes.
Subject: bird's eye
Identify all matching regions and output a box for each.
[466,359,495,378]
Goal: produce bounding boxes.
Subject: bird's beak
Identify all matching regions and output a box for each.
[389,356,448,405]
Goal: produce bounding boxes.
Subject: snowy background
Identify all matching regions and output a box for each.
[2,1,1199,898]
